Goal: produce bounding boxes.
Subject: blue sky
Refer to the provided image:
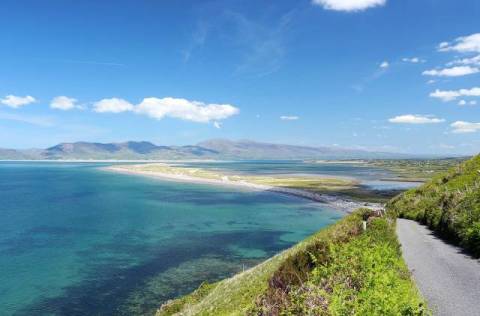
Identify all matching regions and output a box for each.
[0,0,479,155]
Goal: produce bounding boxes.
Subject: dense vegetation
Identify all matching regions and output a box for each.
[387,155,480,256]
[157,210,427,316]
[369,157,466,181]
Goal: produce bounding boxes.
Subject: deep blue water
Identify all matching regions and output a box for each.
[0,162,344,315]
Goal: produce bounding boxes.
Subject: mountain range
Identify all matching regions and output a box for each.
[0,139,407,160]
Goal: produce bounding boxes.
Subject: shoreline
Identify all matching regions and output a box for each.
[104,166,383,213]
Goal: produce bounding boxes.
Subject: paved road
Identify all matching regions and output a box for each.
[396,219,480,316]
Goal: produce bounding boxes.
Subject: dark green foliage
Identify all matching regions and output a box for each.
[251,210,427,315]
[250,211,365,315]
[387,155,480,256]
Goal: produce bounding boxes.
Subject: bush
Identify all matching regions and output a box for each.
[251,213,427,315]
[387,154,480,257]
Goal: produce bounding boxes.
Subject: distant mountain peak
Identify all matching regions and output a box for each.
[1,139,408,160]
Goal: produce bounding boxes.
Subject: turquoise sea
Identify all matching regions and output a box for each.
[0,162,346,315]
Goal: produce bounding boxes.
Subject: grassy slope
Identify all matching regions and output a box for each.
[157,213,362,316]
[387,154,480,256]
[157,210,426,316]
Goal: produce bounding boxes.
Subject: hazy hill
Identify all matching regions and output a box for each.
[198,139,402,159]
[1,139,405,160]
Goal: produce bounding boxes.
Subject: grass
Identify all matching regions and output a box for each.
[152,157,480,315]
[246,176,357,191]
[120,164,357,189]
[115,163,398,202]
[369,158,467,182]
[157,210,427,316]
[387,154,480,256]
[251,211,427,316]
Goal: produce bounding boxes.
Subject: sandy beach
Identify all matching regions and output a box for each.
[105,165,383,213]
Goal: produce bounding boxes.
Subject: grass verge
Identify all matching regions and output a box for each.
[387,154,480,256]
[157,210,427,315]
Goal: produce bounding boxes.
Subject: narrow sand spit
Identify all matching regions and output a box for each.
[104,166,383,213]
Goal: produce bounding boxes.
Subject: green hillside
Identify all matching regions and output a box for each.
[387,154,480,256]
[155,155,480,315]
[156,210,427,316]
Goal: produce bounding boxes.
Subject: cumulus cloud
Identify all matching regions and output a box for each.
[422,66,479,77]
[50,96,78,110]
[135,97,239,123]
[312,0,386,11]
[457,100,477,106]
[447,55,480,66]
[0,95,36,108]
[92,96,239,123]
[450,121,480,133]
[388,114,445,124]
[438,33,480,53]
[280,115,299,120]
[430,87,480,102]
[93,98,134,113]
[380,61,389,69]
[402,57,424,63]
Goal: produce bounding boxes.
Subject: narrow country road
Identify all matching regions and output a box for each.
[396,219,480,316]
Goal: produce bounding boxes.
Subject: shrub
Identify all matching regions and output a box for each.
[387,154,480,257]
[251,213,427,315]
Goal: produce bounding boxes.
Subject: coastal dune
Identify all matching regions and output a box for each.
[105,164,383,213]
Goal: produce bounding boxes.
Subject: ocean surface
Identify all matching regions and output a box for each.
[0,162,349,316]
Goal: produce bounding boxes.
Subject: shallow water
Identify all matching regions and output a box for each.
[0,162,343,315]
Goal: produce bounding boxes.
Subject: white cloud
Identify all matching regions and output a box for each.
[447,55,480,66]
[280,115,299,121]
[135,97,239,123]
[438,33,480,53]
[422,66,479,77]
[451,121,480,133]
[430,87,480,102]
[50,96,78,110]
[93,98,134,113]
[402,57,424,63]
[458,100,477,106]
[312,0,386,11]
[0,95,36,108]
[92,96,239,123]
[380,61,389,69]
[427,79,436,84]
[388,114,445,124]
